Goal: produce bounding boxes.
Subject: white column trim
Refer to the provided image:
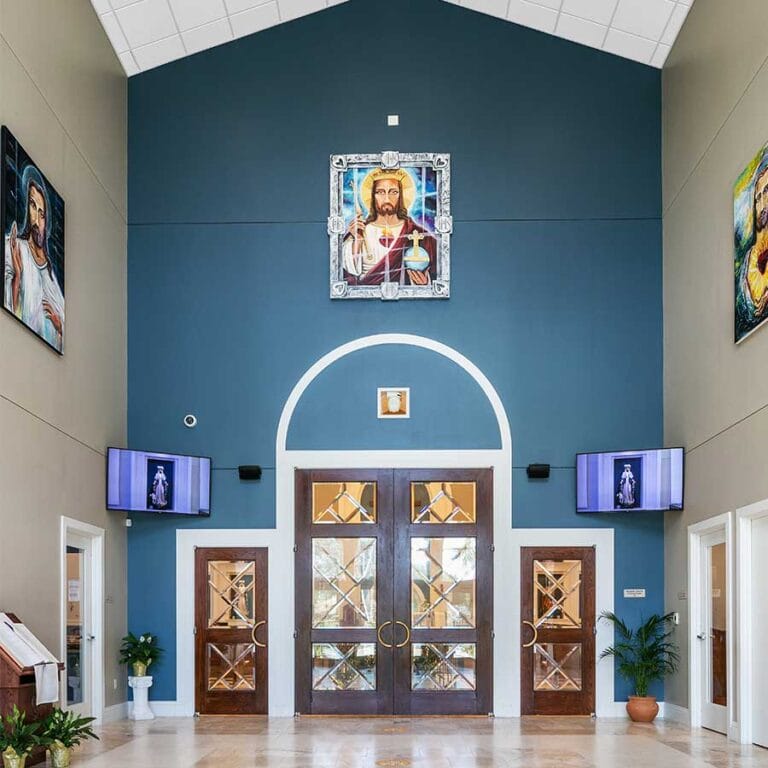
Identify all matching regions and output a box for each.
[507,528,615,717]
[736,497,768,744]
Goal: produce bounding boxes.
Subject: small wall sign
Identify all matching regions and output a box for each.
[377,388,410,419]
[623,588,646,599]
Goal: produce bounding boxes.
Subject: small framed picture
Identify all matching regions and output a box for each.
[377,388,410,419]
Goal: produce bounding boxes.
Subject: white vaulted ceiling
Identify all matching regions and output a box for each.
[93,0,694,76]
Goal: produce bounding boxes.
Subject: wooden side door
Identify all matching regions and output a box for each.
[195,547,268,715]
[393,469,493,715]
[521,546,595,715]
[295,470,394,715]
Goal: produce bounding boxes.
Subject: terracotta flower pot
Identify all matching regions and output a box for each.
[626,695,659,722]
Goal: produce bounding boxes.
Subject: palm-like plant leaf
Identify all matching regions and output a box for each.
[600,612,679,697]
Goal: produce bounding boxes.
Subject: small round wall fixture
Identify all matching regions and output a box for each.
[183,414,198,429]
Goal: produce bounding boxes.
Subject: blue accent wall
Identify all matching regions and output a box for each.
[127,0,664,703]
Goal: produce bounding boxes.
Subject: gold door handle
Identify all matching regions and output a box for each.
[377,621,393,648]
[394,621,411,648]
[522,620,538,649]
[251,620,267,648]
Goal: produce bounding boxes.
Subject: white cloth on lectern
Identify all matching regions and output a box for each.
[33,663,59,705]
[0,614,60,705]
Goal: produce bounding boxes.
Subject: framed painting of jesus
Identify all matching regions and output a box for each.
[328,151,452,300]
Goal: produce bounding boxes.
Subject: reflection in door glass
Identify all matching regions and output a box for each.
[208,560,256,628]
[411,643,476,690]
[312,482,377,524]
[312,643,376,691]
[411,538,476,629]
[411,482,476,524]
[312,539,377,628]
[533,643,582,691]
[66,546,84,706]
[533,560,582,629]
[710,542,727,706]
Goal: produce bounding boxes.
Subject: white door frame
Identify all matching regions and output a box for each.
[687,512,734,737]
[736,497,768,745]
[60,517,105,723]
[509,528,615,716]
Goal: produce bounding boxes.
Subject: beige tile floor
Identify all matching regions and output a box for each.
[63,716,768,768]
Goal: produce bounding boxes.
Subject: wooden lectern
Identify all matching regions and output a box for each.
[0,613,64,766]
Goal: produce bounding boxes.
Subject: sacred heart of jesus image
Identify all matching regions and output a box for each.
[328,151,452,301]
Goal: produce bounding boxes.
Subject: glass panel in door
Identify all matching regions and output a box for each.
[66,545,85,708]
[709,542,727,707]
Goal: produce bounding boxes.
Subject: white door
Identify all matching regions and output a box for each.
[65,533,93,716]
[753,516,768,748]
[698,530,728,734]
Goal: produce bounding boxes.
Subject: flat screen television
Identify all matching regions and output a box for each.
[576,447,684,513]
[106,447,211,516]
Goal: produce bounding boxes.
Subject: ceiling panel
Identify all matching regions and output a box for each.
[92,0,694,76]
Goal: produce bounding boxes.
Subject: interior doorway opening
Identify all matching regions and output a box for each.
[688,513,733,737]
[60,517,104,721]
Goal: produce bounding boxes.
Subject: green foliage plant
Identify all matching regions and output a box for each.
[600,612,680,697]
[41,708,98,749]
[0,705,46,760]
[118,632,162,668]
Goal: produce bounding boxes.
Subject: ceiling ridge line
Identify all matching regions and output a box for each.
[600,0,620,50]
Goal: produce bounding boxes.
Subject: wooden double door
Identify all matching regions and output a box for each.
[295,469,493,715]
[195,547,268,715]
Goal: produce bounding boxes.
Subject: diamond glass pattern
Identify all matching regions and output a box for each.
[208,560,256,629]
[312,482,377,524]
[533,643,582,691]
[207,642,256,691]
[411,643,476,691]
[411,538,476,629]
[533,559,582,629]
[411,482,476,524]
[312,643,376,691]
[312,538,376,628]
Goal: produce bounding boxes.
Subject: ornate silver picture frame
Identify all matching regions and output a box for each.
[328,151,451,300]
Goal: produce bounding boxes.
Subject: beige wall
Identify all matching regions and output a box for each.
[663,0,768,708]
[0,0,127,710]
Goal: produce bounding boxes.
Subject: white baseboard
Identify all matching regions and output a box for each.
[659,702,690,724]
[101,702,129,723]
[122,699,689,722]
[128,700,192,718]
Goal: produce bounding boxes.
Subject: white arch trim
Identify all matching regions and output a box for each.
[276,333,512,454]
[171,335,616,718]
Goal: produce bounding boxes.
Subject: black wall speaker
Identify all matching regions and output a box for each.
[526,463,550,479]
[238,465,262,481]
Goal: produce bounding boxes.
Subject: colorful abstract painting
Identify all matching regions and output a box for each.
[735,142,768,343]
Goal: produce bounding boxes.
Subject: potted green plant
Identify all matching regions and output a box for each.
[41,708,99,768]
[600,611,680,722]
[119,632,162,677]
[0,706,46,768]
